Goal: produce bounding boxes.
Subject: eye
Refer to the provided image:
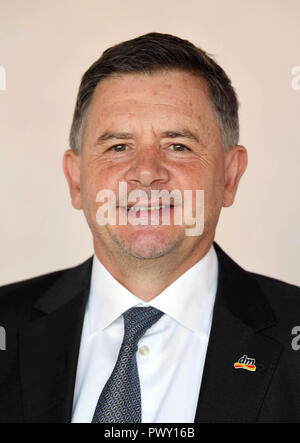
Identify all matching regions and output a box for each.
[170,143,190,152]
[108,144,129,152]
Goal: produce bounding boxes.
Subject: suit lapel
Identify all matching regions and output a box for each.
[19,257,93,423]
[194,243,283,423]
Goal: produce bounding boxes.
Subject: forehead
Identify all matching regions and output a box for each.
[88,70,215,120]
[83,70,221,147]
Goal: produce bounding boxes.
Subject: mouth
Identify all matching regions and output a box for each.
[117,203,176,222]
[119,204,174,212]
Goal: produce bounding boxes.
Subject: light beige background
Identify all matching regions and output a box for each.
[0,0,299,286]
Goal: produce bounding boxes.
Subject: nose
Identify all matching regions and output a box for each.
[124,145,169,188]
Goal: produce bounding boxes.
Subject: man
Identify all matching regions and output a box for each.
[0,33,299,423]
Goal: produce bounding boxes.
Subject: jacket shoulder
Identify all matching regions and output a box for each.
[249,271,300,300]
[248,271,300,326]
[0,262,85,313]
[214,241,300,325]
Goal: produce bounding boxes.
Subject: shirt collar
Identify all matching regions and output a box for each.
[86,244,218,336]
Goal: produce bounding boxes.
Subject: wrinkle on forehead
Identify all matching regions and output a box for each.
[83,71,222,148]
[94,101,200,123]
[91,70,212,111]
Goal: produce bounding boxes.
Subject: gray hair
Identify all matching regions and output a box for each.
[69,32,239,154]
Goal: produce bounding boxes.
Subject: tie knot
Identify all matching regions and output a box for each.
[122,306,164,345]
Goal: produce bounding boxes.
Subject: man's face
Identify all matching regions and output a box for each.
[64,70,247,262]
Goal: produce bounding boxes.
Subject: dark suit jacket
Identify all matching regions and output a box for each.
[0,242,300,423]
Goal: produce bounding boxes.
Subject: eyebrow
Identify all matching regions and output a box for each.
[95,128,200,145]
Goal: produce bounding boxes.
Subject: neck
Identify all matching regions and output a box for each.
[93,234,215,301]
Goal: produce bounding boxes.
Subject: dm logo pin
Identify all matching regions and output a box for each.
[234,355,256,372]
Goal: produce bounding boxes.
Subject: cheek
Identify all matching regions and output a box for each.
[176,157,223,190]
[81,160,108,190]
[204,161,225,200]
[79,164,102,211]
[179,160,225,211]
[81,162,126,213]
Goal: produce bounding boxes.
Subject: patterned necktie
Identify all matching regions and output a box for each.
[92,306,164,423]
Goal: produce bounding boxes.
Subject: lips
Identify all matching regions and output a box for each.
[117,204,176,224]
[120,205,174,211]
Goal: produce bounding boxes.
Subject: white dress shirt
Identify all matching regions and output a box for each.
[72,244,218,423]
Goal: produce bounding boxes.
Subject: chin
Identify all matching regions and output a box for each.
[126,245,171,260]
[116,228,184,260]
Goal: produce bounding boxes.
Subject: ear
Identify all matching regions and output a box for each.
[62,149,82,210]
[222,145,248,207]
